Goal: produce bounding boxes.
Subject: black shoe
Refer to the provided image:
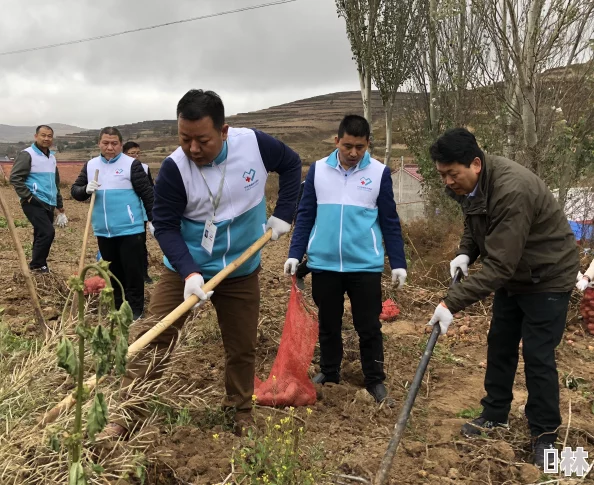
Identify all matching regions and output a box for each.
[31,265,50,274]
[144,274,153,284]
[133,311,144,321]
[367,383,388,403]
[460,416,509,437]
[532,437,557,469]
[312,372,340,384]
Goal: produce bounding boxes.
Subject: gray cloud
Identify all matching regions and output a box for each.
[0,0,360,128]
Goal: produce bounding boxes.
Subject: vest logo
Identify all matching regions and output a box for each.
[358,176,372,192]
[242,168,259,191]
[115,168,124,175]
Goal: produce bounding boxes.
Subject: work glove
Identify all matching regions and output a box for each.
[450,254,470,278]
[55,213,68,228]
[577,271,584,282]
[265,216,291,241]
[391,268,407,289]
[576,277,590,292]
[284,258,300,275]
[184,273,214,309]
[427,302,454,335]
[86,180,100,194]
[148,221,155,237]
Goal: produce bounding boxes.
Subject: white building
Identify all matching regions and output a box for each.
[391,162,426,223]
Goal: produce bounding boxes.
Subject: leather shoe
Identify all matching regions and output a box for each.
[312,372,339,384]
[367,383,388,403]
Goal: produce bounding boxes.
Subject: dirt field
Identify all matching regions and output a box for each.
[0,184,593,485]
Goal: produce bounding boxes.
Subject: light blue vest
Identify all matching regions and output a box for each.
[86,153,145,238]
[24,144,58,206]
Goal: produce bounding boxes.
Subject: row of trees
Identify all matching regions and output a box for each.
[336,0,594,208]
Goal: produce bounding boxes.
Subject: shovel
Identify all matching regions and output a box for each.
[40,229,273,426]
[375,269,463,484]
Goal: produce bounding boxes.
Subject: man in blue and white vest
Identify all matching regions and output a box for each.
[71,127,154,320]
[98,89,302,440]
[10,125,68,273]
[285,115,407,403]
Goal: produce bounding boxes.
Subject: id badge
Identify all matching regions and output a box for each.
[201,219,217,255]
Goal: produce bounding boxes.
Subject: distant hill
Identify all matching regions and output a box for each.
[0,123,86,143]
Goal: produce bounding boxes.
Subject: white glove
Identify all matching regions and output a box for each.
[265,216,291,241]
[148,221,155,237]
[427,302,454,335]
[55,213,68,228]
[284,258,299,275]
[450,254,470,278]
[86,180,100,194]
[576,278,589,292]
[577,271,584,282]
[184,273,214,309]
[392,268,407,289]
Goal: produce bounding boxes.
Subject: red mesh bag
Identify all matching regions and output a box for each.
[84,275,106,295]
[254,277,319,406]
[579,287,594,335]
[380,299,400,322]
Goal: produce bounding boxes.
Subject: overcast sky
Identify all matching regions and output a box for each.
[0,0,360,129]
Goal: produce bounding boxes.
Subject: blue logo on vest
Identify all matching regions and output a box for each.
[358,176,372,192]
[243,168,259,191]
[115,168,124,175]
[243,169,256,183]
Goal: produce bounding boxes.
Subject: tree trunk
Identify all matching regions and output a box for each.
[455,0,466,124]
[428,0,439,134]
[384,101,394,167]
[521,0,545,172]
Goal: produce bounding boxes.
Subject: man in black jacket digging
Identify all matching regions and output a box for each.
[427,128,579,468]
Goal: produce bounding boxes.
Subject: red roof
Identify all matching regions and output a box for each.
[391,164,423,182]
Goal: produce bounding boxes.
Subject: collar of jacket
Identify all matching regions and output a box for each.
[445,155,490,215]
[100,152,122,164]
[203,141,228,167]
[325,149,371,172]
[31,143,54,157]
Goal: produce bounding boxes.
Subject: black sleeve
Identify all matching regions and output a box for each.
[146,166,154,187]
[9,151,32,200]
[131,160,154,221]
[55,167,64,209]
[70,162,91,201]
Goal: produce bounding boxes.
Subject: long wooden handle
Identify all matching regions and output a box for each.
[0,190,47,337]
[77,169,99,275]
[40,229,273,426]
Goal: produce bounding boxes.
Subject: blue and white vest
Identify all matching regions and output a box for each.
[307,150,387,272]
[24,145,58,206]
[86,153,145,238]
[163,128,268,279]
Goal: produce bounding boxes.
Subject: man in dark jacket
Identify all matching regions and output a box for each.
[71,127,154,320]
[428,128,579,468]
[9,125,68,273]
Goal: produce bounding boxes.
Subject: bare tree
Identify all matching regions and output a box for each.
[370,0,424,165]
[336,0,381,147]
[471,0,594,172]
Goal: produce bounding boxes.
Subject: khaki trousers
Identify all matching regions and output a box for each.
[117,267,260,428]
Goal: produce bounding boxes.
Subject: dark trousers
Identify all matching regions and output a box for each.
[141,225,149,277]
[311,271,385,387]
[21,199,55,269]
[481,289,570,440]
[97,233,145,315]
